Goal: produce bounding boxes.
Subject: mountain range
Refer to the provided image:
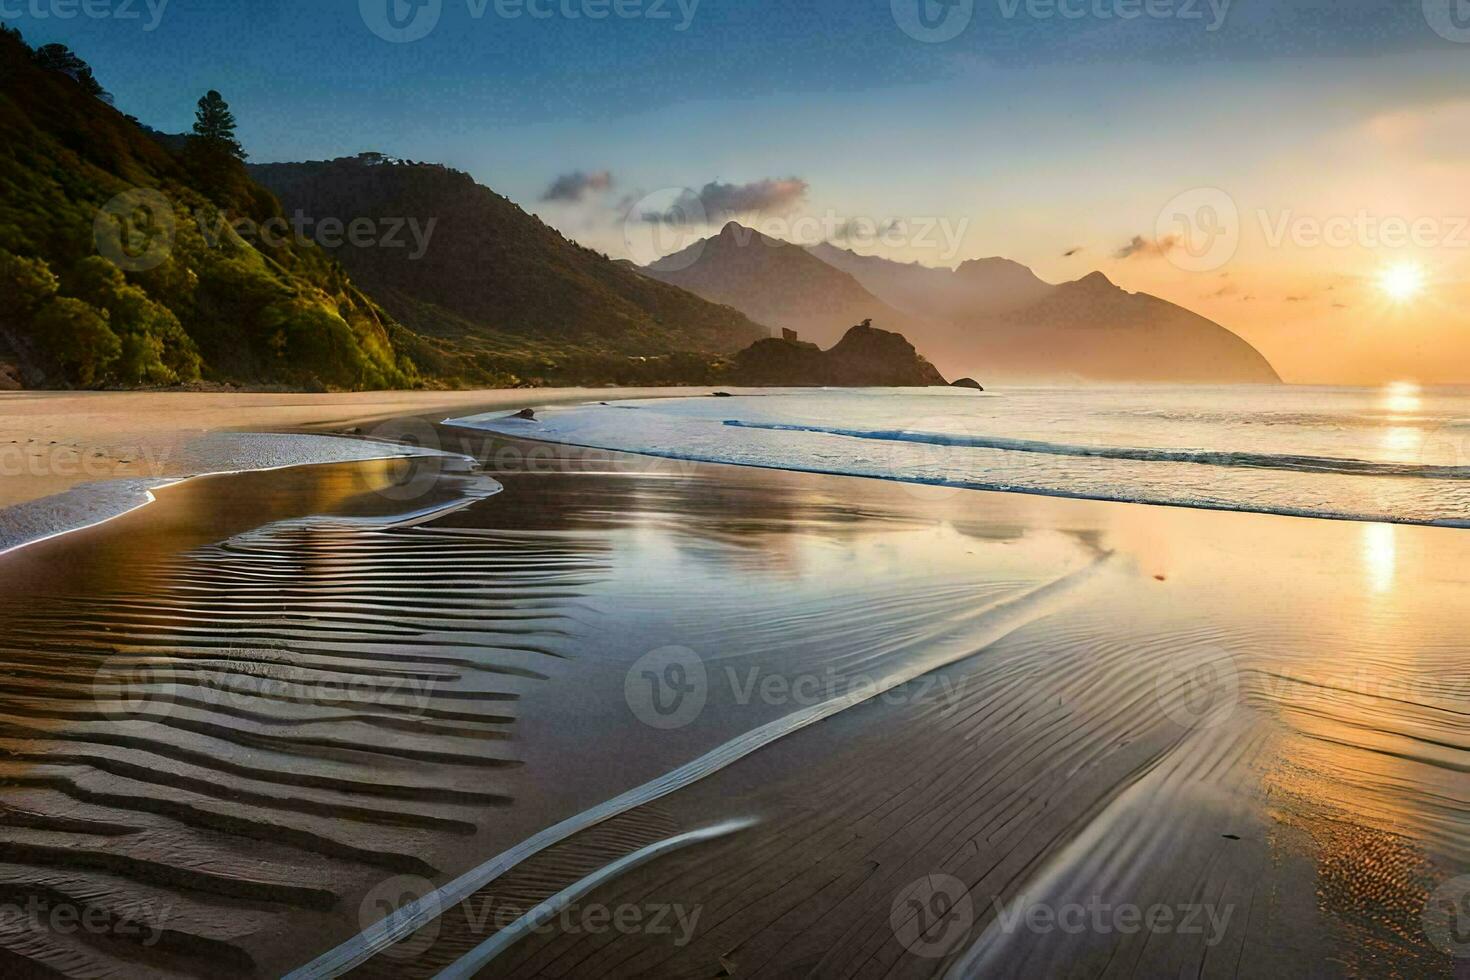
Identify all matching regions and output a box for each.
[250,156,768,384]
[0,26,1277,390]
[644,223,1280,384]
[0,27,768,390]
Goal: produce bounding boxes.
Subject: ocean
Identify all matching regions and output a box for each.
[451,384,1470,526]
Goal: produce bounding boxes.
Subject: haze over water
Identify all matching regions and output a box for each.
[457,385,1470,526]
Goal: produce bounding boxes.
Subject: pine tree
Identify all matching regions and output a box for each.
[191,90,246,160]
[32,43,110,102]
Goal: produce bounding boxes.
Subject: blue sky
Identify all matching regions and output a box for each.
[9,0,1470,381]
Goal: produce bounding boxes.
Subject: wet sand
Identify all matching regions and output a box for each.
[0,388,739,513]
[0,425,1464,977]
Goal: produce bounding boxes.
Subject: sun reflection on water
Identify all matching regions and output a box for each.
[1380,381,1422,417]
[1363,522,1397,594]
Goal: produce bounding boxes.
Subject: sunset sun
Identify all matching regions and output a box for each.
[1378,262,1426,302]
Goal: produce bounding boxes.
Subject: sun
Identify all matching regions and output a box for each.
[1378,262,1426,302]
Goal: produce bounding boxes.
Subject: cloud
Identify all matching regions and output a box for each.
[1063,246,1084,257]
[542,170,614,202]
[643,178,809,225]
[1364,100,1470,161]
[1114,234,1180,259]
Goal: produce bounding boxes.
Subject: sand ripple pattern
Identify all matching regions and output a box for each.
[0,521,602,978]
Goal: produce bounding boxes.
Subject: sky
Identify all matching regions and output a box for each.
[8,0,1470,384]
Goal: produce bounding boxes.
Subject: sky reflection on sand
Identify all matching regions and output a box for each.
[0,447,1463,975]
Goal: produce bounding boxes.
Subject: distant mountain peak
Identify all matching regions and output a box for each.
[1072,270,1116,288]
[955,256,1038,277]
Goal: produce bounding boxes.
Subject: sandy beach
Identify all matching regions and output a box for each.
[0,388,745,511]
[0,388,748,557]
[0,394,1463,977]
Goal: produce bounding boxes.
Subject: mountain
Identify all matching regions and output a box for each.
[953,271,1281,383]
[807,242,1280,384]
[251,157,769,383]
[730,320,947,387]
[806,243,1051,320]
[642,222,943,349]
[0,27,417,390]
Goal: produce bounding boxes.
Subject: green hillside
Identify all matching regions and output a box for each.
[250,156,770,385]
[0,26,417,390]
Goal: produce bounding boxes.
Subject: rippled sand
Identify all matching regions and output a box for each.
[0,428,1463,977]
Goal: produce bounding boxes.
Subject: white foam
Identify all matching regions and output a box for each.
[0,431,471,557]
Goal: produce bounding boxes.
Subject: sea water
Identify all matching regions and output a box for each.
[450,384,1470,526]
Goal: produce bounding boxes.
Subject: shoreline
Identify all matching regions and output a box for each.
[0,432,478,558]
[8,385,1470,559]
[0,422,1461,976]
[0,387,737,557]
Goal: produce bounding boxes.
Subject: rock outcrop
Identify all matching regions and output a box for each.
[730,320,946,387]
